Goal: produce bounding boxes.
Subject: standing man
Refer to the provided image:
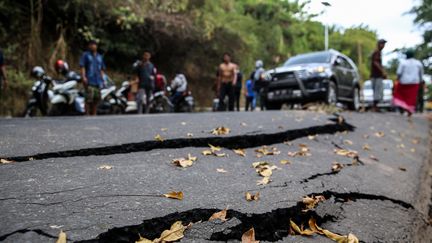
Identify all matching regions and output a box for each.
[134,50,156,114]
[370,39,387,112]
[0,48,7,94]
[80,40,106,115]
[252,60,266,110]
[217,53,237,111]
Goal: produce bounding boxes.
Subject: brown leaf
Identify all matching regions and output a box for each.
[302,195,326,210]
[374,131,385,138]
[172,158,194,168]
[337,115,345,124]
[245,192,260,201]
[289,220,314,236]
[56,230,67,243]
[154,134,164,142]
[331,162,344,172]
[233,149,246,157]
[211,126,231,135]
[308,218,324,234]
[334,149,358,158]
[0,158,14,164]
[209,209,227,221]
[362,144,371,151]
[163,191,183,200]
[154,221,186,242]
[280,159,291,165]
[241,227,259,243]
[257,176,271,185]
[98,165,113,170]
[216,168,227,173]
[252,161,270,168]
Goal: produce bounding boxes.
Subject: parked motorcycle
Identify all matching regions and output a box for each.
[97,77,127,115]
[48,72,85,116]
[167,86,194,112]
[23,66,54,117]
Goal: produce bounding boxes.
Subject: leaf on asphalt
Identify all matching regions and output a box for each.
[154,134,164,142]
[241,227,259,243]
[334,149,358,158]
[172,155,195,168]
[163,191,183,200]
[257,176,271,185]
[209,208,228,221]
[215,152,227,157]
[362,144,371,151]
[255,146,281,156]
[217,168,227,173]
[374,131,385,138]
[154,221,186,243]
[343,140,353,145]
[0,158,14,164]
[161,128,168,132]
[289,220,314,236]
[136,235,153,243]
[284,141,293,146]
[211,126,230,135]
[233,149,246,157]
[308,218,359,243]
[187,133,194,137]
[288,144,311,157]
[98,165,113,170]
[308,135,317,140]
[369,155,379,161]
[202,150,213,156]
[399,167,407,171]
[280,159,291,165]
[209,144,222,152]
[56,230,67,243]
[245,192,260,201]
[302,195,326,211]
[331,162,344,172]
[308,218,324,234]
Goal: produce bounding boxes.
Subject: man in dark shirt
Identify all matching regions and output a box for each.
[233,65,243,111]
[80,40,106,115]
[0,49,7,94]
[134,50,156,114]
[370,39,387,112]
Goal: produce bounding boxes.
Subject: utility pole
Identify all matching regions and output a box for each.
[321,2,331,50]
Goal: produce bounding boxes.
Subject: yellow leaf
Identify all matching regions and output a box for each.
[362,144,371,151]
[209,208,227,221]
[202,150,213,156]
[308,218,324,234]
[290,220,314,236]
[154,134,164,142]
[308,135,316,140]
[322,229,346,242]
[98,165,113,170]
[334,149,358,158]
[56,230,67,243]
[245,192,260,201]
[258,168,272,177]
[257,176,271,185]
[302,195,326,210]
[347,233,360,243]
[136,235,152,243]
[154,221,186,242]
[252,161,270,168]
[233,149,246,157]
[374,131,385,138]
[209,144,222,152]
[0,158,14,164]
[280,159,291,165]
[211,126,231,135]
[172,158,193,168]
[217,168,227,173]
[215,153,226,157]
[241,227,259,243]
[163,191,183,200]
[331,162,344,172]
[343,140,353,145]
[161,128,168,132]
[187,154,197,161]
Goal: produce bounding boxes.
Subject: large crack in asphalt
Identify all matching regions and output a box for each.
[70,191,412,243]
[3,117,355,162]
[0,229,57,241]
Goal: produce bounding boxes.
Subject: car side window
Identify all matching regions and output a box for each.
[336,56,352,70]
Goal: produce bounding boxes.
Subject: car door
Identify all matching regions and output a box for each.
[333,56,351,98]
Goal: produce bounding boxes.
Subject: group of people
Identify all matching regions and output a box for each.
[370,39,425,116]
[215,53,267,112]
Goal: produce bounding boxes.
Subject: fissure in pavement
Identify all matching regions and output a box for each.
[4,117,355,162]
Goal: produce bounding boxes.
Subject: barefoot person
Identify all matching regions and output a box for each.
[217,53,237,111]
[370,39,387,112]
[393,49,424,116]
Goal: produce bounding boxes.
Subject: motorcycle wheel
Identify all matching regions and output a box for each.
[23,106,37,118]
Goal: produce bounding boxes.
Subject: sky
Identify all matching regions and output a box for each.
[299,0,424,64]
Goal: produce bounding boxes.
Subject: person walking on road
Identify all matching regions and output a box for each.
[370,39,387,112]
[393,49,424,117]
[233,66,243,111]
[80,40,106,116]
[217,53,237,111]
[251,60,266,110]
[244,78,256,111]
[0,49,7,95]
[133,50,157,114]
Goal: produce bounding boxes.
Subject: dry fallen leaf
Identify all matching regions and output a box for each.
[136,235,153,243]
[161,128,168,132]
[172,158,194,168]
[362,144,371,151]
[56,230,67,243]
[308,218,359,243]
[209,144,222,152]
[332,162,344,172]
[98,165,113,170]
[209,208,227,221]
[241,227,259,243]
[216,168,227,173]
[154,221,186,243]
[369,155,379,161]
[374,132,385,138]
[163,191,183,200]
[258,167,273,177]
[211,126,231,135]
[280,159,291,165]
[302,195,326,210]
[255,146,281,156]
[257,176,271,185]
[0,158,14,164]
[154,134,164,142]
[214,152,227,157]
[334,149,358,158]
[308,218,324,234]
[343,140,353,145]
[245,192,260,201]
[290,220,314,236]
[202,150,213,156]
[233,149,246,157]
[410,148,416,153]
[308,135,317,140]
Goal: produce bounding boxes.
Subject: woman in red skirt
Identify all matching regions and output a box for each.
[393,49,424,116]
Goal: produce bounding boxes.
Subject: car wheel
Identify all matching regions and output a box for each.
[266,102,282,110]
[348,87,360,111]
[326,81,337,106]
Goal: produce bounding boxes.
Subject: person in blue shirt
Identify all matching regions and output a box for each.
[244,79,256,111]
[80,40,106,115]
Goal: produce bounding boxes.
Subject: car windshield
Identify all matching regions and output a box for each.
[284,52,331,66]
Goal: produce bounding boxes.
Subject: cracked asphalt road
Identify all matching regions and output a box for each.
[0,111,431,242]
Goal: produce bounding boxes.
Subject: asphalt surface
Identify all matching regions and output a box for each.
[0,111,431,243]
